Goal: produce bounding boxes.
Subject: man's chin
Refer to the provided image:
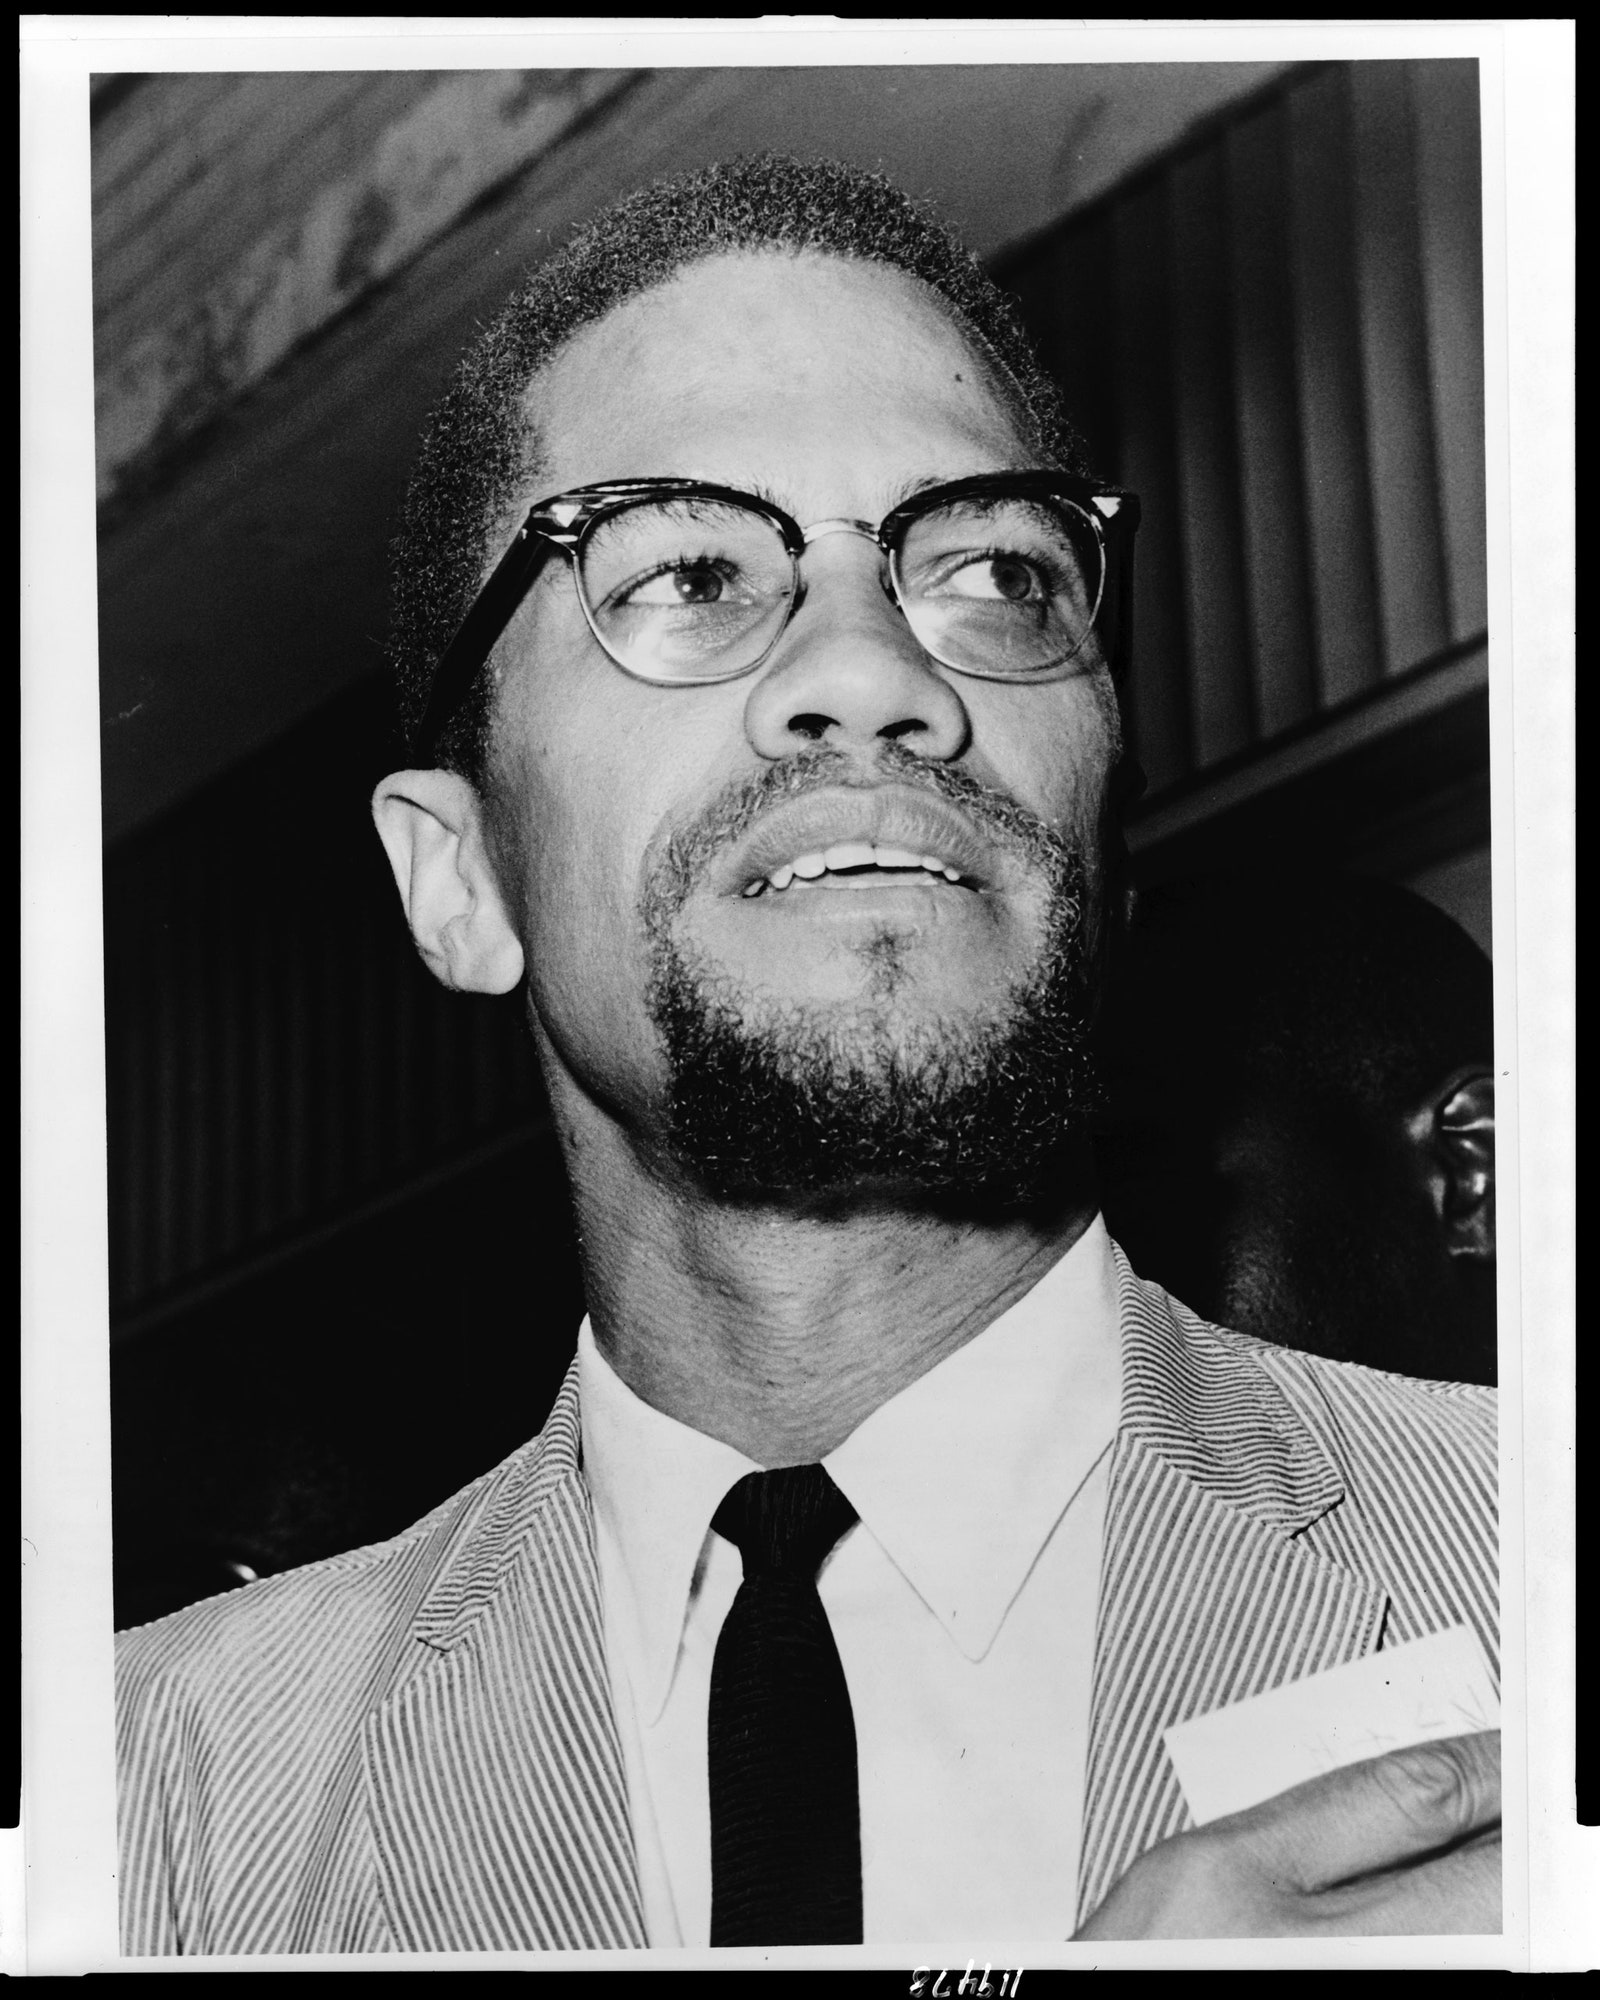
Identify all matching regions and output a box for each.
[645,938,1101,1212]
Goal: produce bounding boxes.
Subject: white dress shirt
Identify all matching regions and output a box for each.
[578,1213,1122,1946]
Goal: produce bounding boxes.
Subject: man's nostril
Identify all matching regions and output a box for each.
[789,713,836,741]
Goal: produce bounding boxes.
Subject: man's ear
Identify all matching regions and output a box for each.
[371,769,525,995]
[1405,1065,1495,1260]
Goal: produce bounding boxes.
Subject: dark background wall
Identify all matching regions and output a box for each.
[98,59,1490,1626]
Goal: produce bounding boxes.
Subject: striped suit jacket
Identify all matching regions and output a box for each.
[116,1248,1497,1955]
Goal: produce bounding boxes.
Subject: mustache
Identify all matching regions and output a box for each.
[643,742,1079,925]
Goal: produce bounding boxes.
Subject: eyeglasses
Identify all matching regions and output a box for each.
[413,471,1140,758]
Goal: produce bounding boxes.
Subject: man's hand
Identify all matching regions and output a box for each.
[1074,1729,1500,1939]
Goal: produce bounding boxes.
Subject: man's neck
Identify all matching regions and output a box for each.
[558,1101,1099,1466]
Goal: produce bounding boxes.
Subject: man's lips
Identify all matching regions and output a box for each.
[708,785,1003,900]
[740,840,966,897]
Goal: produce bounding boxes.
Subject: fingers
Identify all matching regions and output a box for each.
[1316,1828,1503,1937]
[1236,1729,1501,1892]
[1074,1731,1503,1940]
[1076,1824,1504,1940]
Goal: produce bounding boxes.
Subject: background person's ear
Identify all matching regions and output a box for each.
[371,769,525,995]
[1406,1066,1495,1260]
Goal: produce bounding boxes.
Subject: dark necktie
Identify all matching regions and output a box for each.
[707,1464,863,1945]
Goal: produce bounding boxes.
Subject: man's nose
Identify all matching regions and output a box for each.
[742,533,971,762]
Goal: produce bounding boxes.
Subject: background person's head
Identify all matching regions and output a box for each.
[373,156,1134,1217]
[1095,873,1496,1384]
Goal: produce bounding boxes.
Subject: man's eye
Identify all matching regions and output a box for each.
[933,551,1049,604]
[616,558,747,609]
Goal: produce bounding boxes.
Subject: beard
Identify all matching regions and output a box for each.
[641,745,1104,1210]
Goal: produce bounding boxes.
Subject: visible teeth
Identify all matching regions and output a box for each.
[823,841,877,872]
[756,843,967,892]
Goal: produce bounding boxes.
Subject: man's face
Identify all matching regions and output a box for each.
[483,250,1121,1190]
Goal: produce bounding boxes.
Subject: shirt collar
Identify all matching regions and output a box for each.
[824,1213,1121,1662]
[578,1213,1122,1714]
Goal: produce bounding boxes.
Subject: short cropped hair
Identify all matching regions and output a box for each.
[388,153,1087,784]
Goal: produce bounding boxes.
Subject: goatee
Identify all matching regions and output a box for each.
[642,747,1103,1210]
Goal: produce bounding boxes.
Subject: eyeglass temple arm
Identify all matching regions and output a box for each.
[413,522,562,758]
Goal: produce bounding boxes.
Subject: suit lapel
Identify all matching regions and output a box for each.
[1075,1258,1389,1928]
[365,1370,647,1951]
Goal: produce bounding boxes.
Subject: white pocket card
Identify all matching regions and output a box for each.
[1162,1624,1500,1826]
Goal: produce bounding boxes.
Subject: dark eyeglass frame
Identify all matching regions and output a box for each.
[412,470,1140,760]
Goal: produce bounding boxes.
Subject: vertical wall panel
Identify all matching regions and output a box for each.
[998,56,1480,766]
[1410,58,1488,642]
[1282,66,1386,709]
[176,840,210,1279]
[1109,179,1193,793]
[1003,210,1120,480]
[215,883,247,1262]
[470,971,510,1133]
[1225,97,1317,738]
[151,841,180,1296]
[311,898,343,1217]
[106,862,149,1303]
[355,895,389,1194]
[1169,146,1256,765]
[252,864,288,1243]
[332,894,367,1201]
[282,900,312,1229]
[1348,61,1451,676]
[439,968,472,1157]
[391,897,425,1175]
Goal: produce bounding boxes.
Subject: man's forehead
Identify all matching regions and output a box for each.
[526,247,981,389]
[516,247,1035,504]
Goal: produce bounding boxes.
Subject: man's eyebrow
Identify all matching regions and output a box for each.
[744,478,792,514]
[888,474,950,508]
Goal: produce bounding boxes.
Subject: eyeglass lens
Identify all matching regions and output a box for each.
[580,498,796,682]
[575,491,1105,684]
